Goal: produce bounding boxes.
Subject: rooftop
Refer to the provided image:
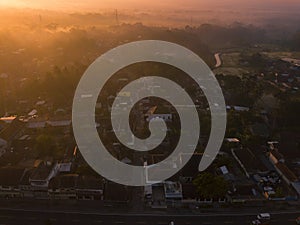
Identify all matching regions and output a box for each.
[76,175,103,190]
[49,174,79,190]
[275,162,298,183]
[30,162,55,181]
[104,181,130,202]
[269,149,284,161]
[0,118,25,142]
[49,174,103,190]
[234,148,268,173]
[0,116,17,124]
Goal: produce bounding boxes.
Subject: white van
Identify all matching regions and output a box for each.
[257,213,271,220]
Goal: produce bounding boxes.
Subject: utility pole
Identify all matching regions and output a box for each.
[115,9,119,25]
[0,73,8,115]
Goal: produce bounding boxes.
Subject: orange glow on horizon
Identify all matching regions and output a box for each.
[0,0,299,11]
[0,0,28,8]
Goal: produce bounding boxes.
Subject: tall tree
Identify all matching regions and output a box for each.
[193,172,229,199]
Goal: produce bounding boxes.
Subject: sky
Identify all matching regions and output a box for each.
[0,0,299,11]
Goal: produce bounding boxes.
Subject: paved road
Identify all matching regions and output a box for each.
[214,53,222,68]
[0,208,299,225]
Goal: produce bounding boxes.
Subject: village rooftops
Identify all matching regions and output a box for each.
[27,119,71,129]
[146,105,174,115]
[275,162,298,183]
[226,106,250,112]
[49,174,79,190]
[76,175,103,190]
[104,181,130,202]
[0,117,25,142]
[164,181,183,199]
[30,162,57,181]
[269,149,284,163]
[19,168,34,186]
[226,138,240,143]
[0,116,17,124]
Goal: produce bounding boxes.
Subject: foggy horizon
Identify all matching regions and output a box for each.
[1,0,300,12]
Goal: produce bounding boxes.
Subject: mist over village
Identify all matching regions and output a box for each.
[0,1,300,224]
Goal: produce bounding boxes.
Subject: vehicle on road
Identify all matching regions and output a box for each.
[251,219,261,225]
[251,219,270,225]
[257,213,271,220]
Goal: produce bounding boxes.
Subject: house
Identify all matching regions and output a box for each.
[58,162,72,173]
[217,165,236,182]
[223,138,241,151]
[27,119,71,132]
[181,183,197,202]
[147,113,172,122]
[19,169,34,198]
[76,175,104,200]
[27,121,46,129]
[29,161,60,199]
[0,116,17,124]
[145,106,172,122]
[145,181,183,208]
[0,167,26,198]
[226,106,250,112]
[226,138,240,143]
[48,174,78,200]
[150,183,167,208]
[104,181,130,203]
[35,100,46,106]
[274,162,298,186]
[28,109,37,117]
[40,172,104,201]
[291,182,300,197]
[267,144,299,191]
[164,181,183,201]
[0,117,25,149]
[47,120,71,128]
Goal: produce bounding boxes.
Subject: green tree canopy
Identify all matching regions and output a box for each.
[193,172,229,199]
[34,134,55,157]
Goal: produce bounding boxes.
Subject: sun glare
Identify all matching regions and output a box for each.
[0,0,27,8]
